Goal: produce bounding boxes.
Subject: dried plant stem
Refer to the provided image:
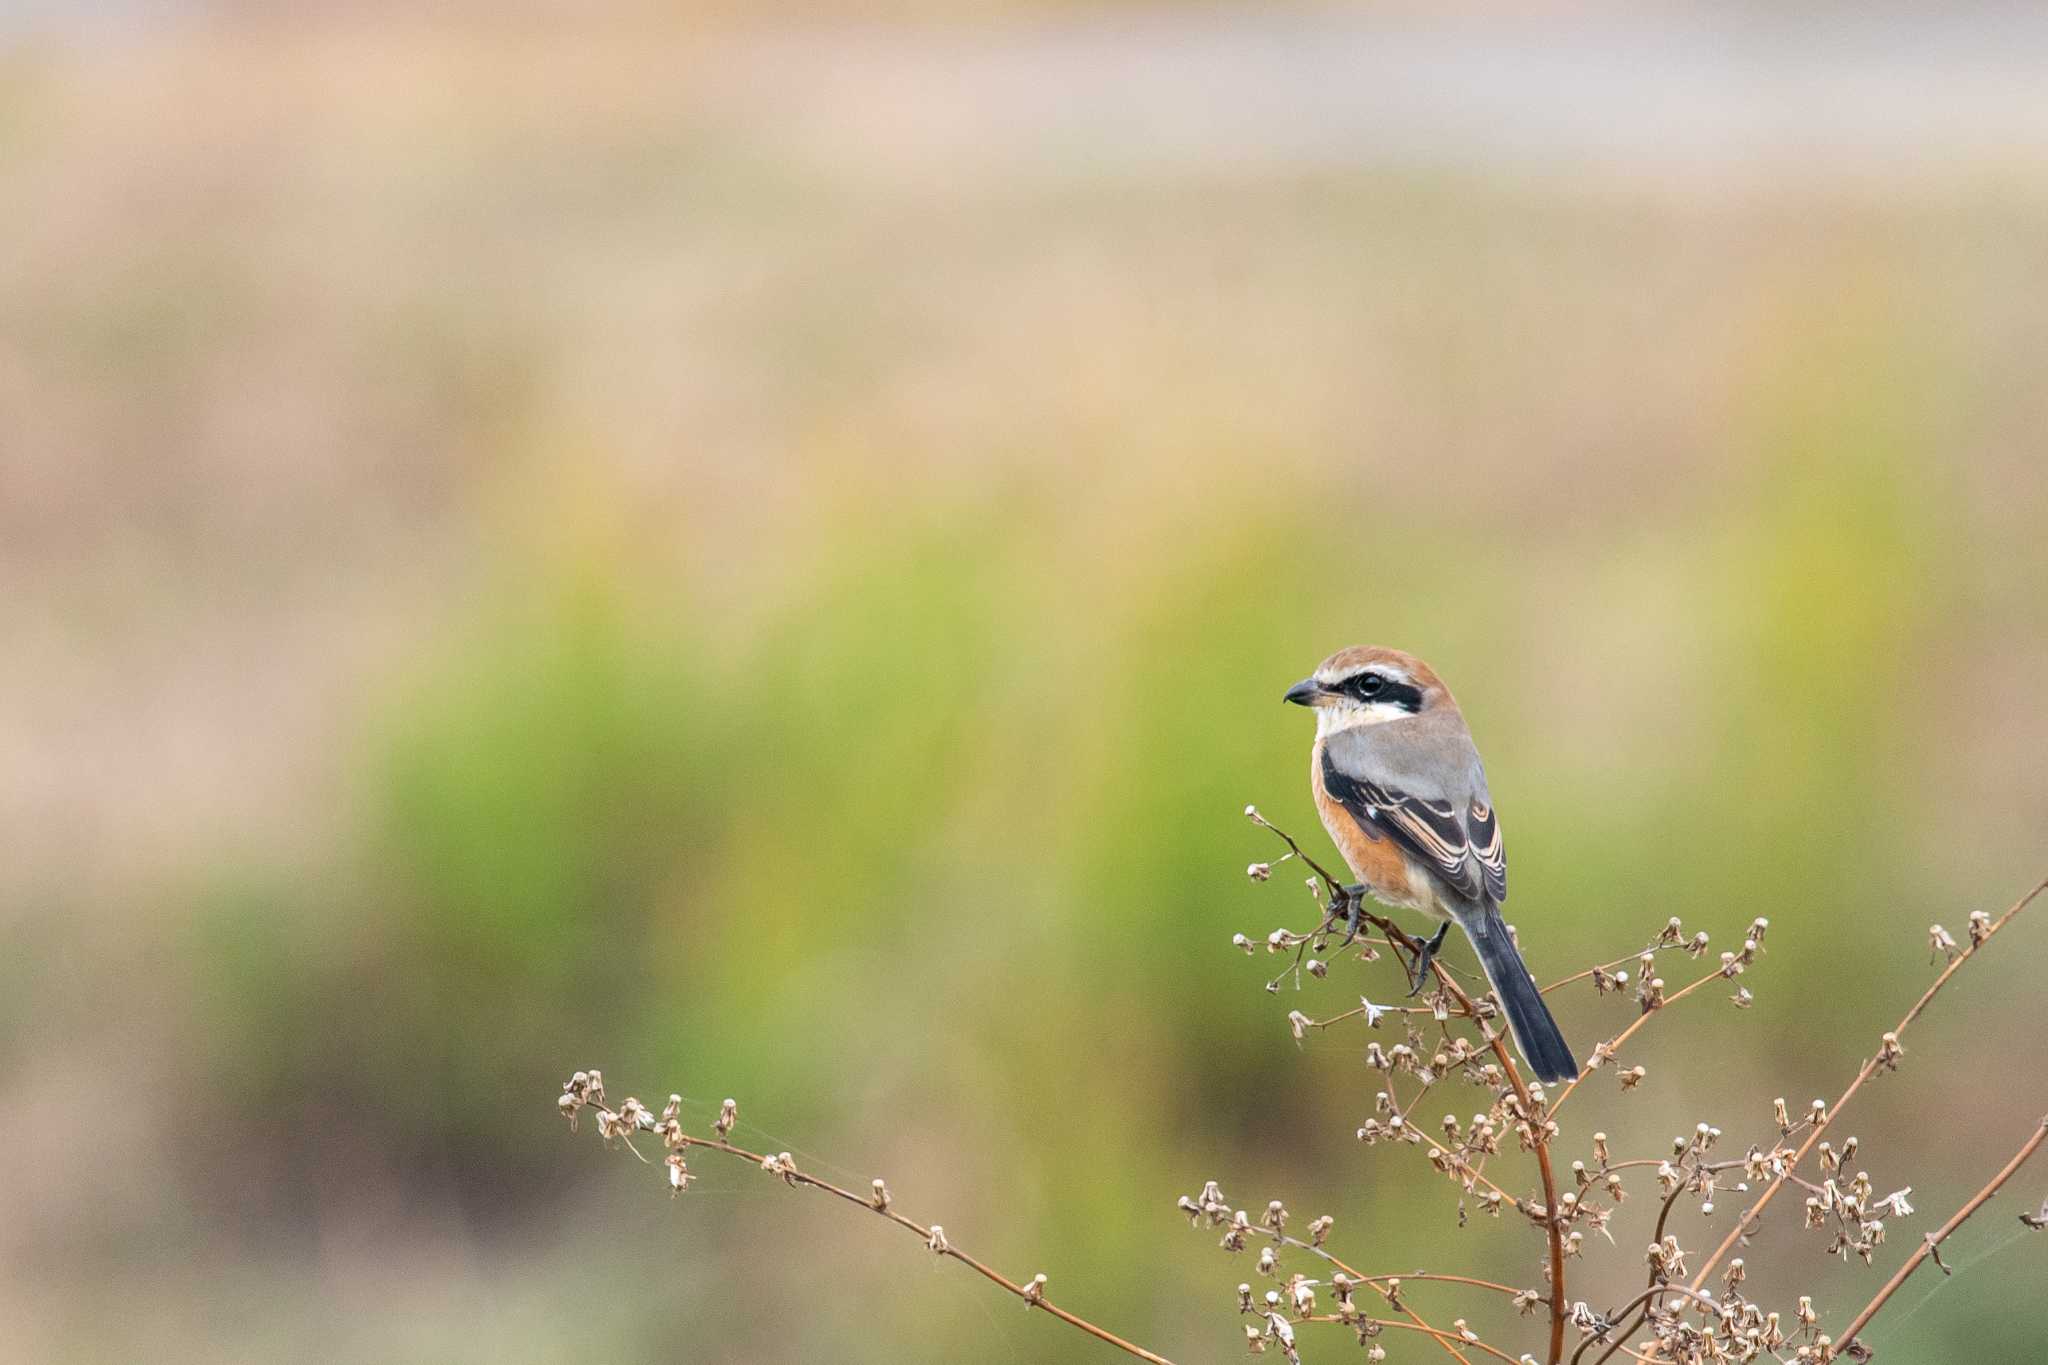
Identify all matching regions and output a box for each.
[567,1100,1179,1365]
[1420,955,1570,1364]
[1570,1284,1723,1365]
[1548,964,1726,1114]
[1300,1313,1521,1364]
[1285,1241,1497,1365]
[1577,1189,1689,1365]
[1251,809,1570,1363]
[1687,873,2048,1294]
[1540,944,1687,996]
[1830,1113,2048,1360]
[1278,1235,1526,1300]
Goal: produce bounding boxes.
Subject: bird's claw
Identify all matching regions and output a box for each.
[1326,884,1367,946]
[1406,922,1451,996]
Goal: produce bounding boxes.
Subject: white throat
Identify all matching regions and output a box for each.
[1314,700,1418,739]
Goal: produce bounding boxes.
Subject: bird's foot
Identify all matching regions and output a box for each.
[1406,922,1451,996]
[1327,884,1368,946]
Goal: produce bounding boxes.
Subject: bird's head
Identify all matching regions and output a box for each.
[1283,646,1452,735]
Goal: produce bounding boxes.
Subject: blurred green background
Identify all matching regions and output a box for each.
[4,5,2048,1363]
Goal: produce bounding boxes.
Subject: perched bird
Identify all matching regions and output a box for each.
[1284,646,1578,1084]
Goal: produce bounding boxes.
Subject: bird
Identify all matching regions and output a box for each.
[1284,646,1579,1084]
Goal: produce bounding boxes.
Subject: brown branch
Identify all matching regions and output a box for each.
[1246,804,1349,901]
[1276,1233,1526,1300]
[1570,1284,1724,1365]
[1830,1114,2048,1361]
[1547,963,1726,1114]
[1296,1313,1520,1364]
[1688,873,2048,1293]
[1541,942,1690,996]
[1577,1181,1695,1365]
[557,1077,1178,1365]
[1278,1236,1515,1365]
[1422,954,1570,1363]
[1252,810,1571,1363]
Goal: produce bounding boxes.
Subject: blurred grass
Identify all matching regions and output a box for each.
[4,10,2048,1365]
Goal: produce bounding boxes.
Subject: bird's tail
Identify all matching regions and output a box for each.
[1457,905,1578,1085]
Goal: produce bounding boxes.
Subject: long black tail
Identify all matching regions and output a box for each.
[1457,905,1578,1084]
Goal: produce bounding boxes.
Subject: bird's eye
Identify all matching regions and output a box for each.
[1356,673,1384,696]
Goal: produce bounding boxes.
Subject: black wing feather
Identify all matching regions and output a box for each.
[1468,799,1507,902]
[1320,748,1488,904]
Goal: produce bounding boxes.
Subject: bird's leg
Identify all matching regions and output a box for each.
[1406,922,1451,996]
[1329,883,1368,946]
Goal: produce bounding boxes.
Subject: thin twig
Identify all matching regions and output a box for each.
[1830,1114,2048,1361]
[1276,1233,1527,1300]
[1424,949,1570,1363]
[1254,810,1571,1363]
[1688,873,2048,1293]
[1279,1235,1517,1365]
[1570,1284,1724,1365]
[1297,1313,1524,1364]
[1548,964,1727,1113]
[1541,942,1690,996]
[560,1082,1178,1365]
[1578,1182,1694,1365]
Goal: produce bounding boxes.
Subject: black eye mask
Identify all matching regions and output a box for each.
[1344,672,1423,713]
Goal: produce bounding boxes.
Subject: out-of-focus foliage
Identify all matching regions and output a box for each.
[4,9,2047,1364]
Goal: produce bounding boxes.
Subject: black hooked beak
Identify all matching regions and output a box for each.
[1283,677,1327,707]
